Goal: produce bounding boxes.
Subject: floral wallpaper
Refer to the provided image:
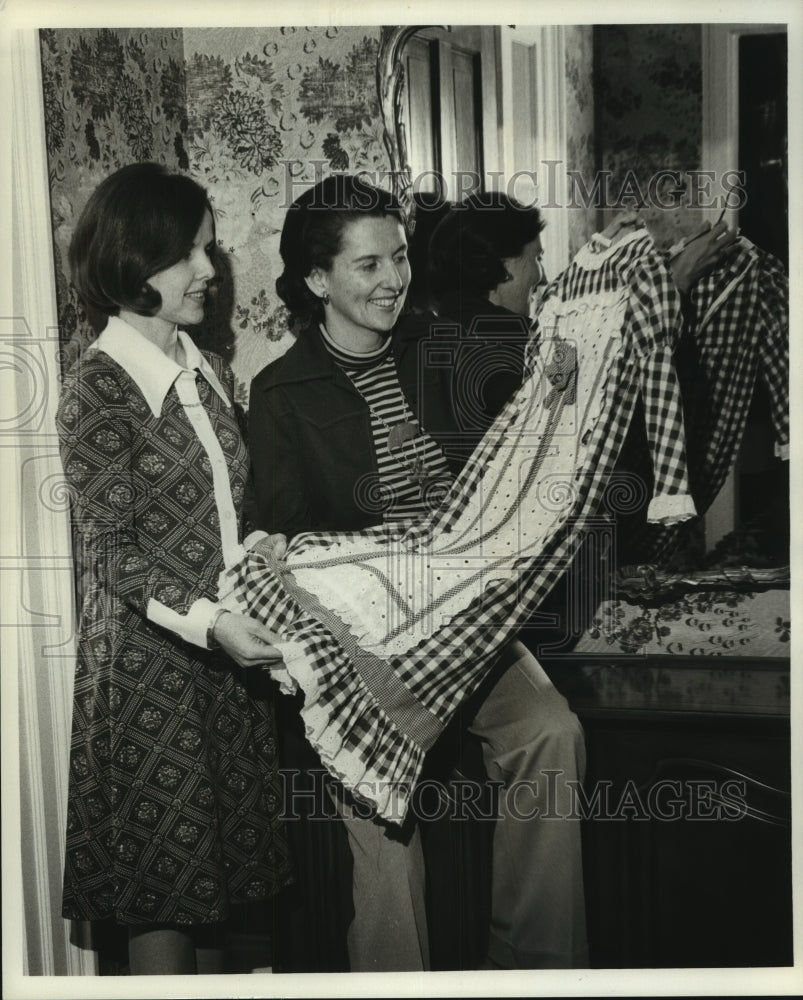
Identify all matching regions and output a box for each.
[40,25,709,398]
[40,28,187,366]
[594,24,703,249]
[564,26,596,257]
[182,27,388,401]
[39,26,390,405]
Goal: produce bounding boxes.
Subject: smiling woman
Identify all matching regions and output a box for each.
[252,174,458,536]
[304,214,411,350]
[55,162,292,976]
[145,212,217,337]
[273,175,410,344]
[247,172,591,973]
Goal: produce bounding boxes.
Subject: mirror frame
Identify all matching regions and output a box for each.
[377,25,444,228]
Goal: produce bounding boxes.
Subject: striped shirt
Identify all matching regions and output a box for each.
[319,326,453,523]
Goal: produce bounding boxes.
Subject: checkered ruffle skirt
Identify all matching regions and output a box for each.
[221,240,696,823]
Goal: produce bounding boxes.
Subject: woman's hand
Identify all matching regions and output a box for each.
[252,533,288,565]
[267,532,288,561]
[669,220,740,295]
[212,611,284,668]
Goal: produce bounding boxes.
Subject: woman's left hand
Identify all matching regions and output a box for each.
[669,219,740,295]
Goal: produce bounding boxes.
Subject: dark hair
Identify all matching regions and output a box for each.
[404,192,454,314]
[428,192,545,302]
[276,173,406,325]
[69,162,214,333]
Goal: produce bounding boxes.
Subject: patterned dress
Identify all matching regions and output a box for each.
[57,317,292,925]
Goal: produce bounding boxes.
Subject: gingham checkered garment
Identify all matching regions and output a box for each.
[628,240,789,562]
[220,231,695,823]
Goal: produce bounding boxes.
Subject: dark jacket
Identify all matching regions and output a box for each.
[434,290,531,440]
[248,315,468,537]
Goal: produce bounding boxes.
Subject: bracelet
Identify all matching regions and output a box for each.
[206,607,231,651]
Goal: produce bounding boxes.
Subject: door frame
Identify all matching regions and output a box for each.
[499,25,570,279]
[702,22,787,229]
[700,22,788,549]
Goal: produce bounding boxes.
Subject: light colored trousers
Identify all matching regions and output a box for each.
[331,639,588,971]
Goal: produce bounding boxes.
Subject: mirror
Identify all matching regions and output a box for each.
[376,23,789,622]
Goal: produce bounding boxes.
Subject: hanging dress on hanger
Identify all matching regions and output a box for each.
[623,239,789,564]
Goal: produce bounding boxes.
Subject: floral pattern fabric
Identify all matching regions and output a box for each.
[57,347,291,924]
[576,588,790,658]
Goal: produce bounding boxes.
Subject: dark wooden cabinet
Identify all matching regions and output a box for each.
[94,654,792,974]
[545,655,793,969]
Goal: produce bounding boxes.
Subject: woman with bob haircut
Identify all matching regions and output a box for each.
[57,162,292,975]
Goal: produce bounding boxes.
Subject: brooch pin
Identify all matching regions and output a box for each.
[544,339,578,409]
[387,420,420,451]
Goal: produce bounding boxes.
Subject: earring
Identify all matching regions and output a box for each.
[322,292,330,305]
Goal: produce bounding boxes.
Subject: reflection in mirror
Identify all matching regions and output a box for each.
[377,22,789,596]
[380,25,574,278]
[378,26,501,222]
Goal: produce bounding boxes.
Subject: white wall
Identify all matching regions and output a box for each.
[4,28,98,981]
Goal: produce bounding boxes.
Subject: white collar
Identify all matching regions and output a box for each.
[89,316,230,417]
